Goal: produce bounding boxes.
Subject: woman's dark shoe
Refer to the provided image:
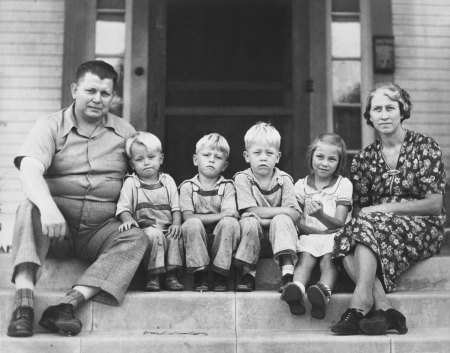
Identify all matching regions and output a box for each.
[39,303,82,336]
[331,308,364,335]
[7,306,34,337]
[307,284,329,320]
[281,282,305,316]
[359,308,408,335]
[194,271,209,292]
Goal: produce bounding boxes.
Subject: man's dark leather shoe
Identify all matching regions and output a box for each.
[39,303,82,336]
[7,306,34,337]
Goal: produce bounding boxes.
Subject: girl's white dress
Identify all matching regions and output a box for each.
[294,175,352,257]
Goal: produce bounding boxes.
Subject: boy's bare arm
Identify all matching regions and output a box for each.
[245,206,300,223]
[182,209,238,225]
[118,211,139,231]
[167,210,182,238]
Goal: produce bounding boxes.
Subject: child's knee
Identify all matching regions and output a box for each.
[181,218,204,233]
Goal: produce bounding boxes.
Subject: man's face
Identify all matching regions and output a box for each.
[71,72,115,123]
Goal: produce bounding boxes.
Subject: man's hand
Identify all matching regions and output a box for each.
[40,205,67,239]
[119,219,139,232]
[167,224,181,239]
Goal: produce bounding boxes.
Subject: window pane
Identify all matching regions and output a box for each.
[331,21,361,58]
[333,106,361,150]
[97,0,125,10]
[95,21,125,56]
[332,0,359,13]
[332,61,361,103]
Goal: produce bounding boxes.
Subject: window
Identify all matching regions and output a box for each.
[95,0,126,116]
[331,0,363,171]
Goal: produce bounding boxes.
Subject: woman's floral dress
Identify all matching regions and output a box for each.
[333,129,446,292]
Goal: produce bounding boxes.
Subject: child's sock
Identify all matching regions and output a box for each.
[14,288,34,310]
[281,265,294,277]
[293,281,306,295]
[242,268,256,278]
[58,289,86,309]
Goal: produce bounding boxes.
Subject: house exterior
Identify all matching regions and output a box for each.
[0,0,449,247]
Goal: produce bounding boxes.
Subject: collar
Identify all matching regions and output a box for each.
[306,173,339,191]
[243,167,286,187]
[189,174,228,191]
[126,173,166,188]
[61,103,125,138]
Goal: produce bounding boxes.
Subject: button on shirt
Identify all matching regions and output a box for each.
[15,104,136,202]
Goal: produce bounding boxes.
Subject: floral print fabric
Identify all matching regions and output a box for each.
[333,130,446,292]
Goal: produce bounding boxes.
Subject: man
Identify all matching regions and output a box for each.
[7,60,149,337]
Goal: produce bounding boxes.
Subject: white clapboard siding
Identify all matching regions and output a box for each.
[0,0,65,246]
[393,0,450,182]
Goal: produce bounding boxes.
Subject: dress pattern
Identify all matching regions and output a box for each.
[333,130,446,292]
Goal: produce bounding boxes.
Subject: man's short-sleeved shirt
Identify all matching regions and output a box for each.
[14,104,136,202]
[234,168,301,213]
[179,175,237,215]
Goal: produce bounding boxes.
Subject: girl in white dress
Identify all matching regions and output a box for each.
[282,133,352,319]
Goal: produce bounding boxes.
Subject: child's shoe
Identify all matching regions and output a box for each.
[213,273,228,292]
[194,271,209,292]
[278,273,293,293]
[281,282,305,315]
[165,272,184,291]
[145,274,160,291]
[236,273,255,292]
[307,282,331,319]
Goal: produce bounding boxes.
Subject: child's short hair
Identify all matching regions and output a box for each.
[125,132,162,158]
[244,122,281,151]
[306,133,347,177]
[195,133,230,159]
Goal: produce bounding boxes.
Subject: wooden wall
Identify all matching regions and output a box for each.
[0,0,65,247]
[392,0,450,181]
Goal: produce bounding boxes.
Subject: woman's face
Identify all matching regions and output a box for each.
[369,89,403,135]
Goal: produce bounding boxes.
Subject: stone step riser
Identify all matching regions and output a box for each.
[1,329,450,353]
[1,254,450,291]
[1,290,449,332]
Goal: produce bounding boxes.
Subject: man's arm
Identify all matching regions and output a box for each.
[19,157,67,238]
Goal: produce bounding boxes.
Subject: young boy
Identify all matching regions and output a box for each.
[116,132,184,291]
[234,122,301,292]
[179,133,240,291]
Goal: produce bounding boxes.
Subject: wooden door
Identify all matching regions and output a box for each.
[130,0,310,184]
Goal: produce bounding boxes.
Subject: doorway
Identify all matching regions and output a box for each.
[130,0,310,184]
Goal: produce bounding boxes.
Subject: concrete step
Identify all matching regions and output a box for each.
[1,253,450,291]
[1,328,449,353]
[1,289,449,333]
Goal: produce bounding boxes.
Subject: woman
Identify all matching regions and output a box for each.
[331,82,446,335]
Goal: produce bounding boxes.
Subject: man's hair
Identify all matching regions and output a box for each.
[244,122,281,151]
[195,133,230,159]
[125,132,162,158]
[305,132,347,177]
[75,60,118,90]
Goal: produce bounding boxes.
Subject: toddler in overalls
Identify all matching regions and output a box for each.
[116,132,184,291]
[179,133,240,291]
[234,122,301,292]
